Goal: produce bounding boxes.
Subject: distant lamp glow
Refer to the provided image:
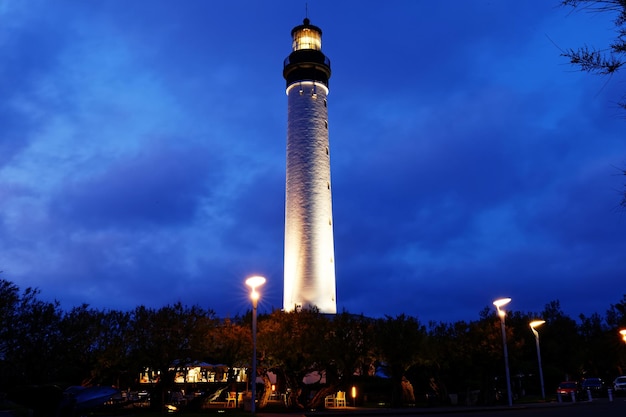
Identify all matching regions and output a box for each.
[493,297,513,407]
[351,386,356,406]
[530,320,546,400]
[620,329,626,343]
[245,275,266,414]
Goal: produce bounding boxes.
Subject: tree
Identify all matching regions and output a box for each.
[324,312,374,381]
[0,280,22,389]
[126,303,217,408]
[371,314,426,407]
[57,306,133,387]
[5,287,63,386]
[605,294,626,328]
[257,308,332,409]
[205,316,251,407]
[428,314,510,406]
[561,0,626,109]
[560,1,626,207]
[537,301,582,385]
[56,304,107,385]
[578,312,614,377]
[93,309,134,387]
[207,316,251,369]
[607,295,626,374]
[308,312,375,408]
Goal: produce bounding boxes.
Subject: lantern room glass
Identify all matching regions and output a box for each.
[292,27,322,51]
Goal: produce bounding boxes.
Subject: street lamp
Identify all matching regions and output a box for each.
[245,275,266,414]
[493,297,513,407]
[620,329,626,343]
[529,320,546,400]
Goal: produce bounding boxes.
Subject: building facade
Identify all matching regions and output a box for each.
[283,19,337,314]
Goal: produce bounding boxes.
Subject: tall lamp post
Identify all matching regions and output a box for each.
[245,275,266,414]
[619,329,626,382]
[529,320,546,400]
[493,297,513,407]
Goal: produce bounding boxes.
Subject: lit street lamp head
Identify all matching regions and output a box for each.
[493,297,511,318]
[530,320,546,337]
[530,320,546,330]
[620,329,626,342]
[493,298,512,308]
[245,275,266,291]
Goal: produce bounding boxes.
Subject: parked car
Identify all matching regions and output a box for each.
[613,376,626,395]
[580,377,605,397]
[556,381,578,400]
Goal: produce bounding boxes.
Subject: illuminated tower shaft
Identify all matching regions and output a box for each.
[283,18,336,313]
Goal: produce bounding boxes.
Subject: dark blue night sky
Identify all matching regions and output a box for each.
[1,0,624,323]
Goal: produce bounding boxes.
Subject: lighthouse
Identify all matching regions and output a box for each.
[283,18,336,314]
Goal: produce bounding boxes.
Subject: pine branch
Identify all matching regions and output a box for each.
[562,46,624,74]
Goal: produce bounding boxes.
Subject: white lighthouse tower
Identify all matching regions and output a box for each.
[283,18,336,314]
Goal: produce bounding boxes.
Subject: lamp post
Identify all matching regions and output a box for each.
[616,329,626,396]
[245,275,266,414]
[493,297,513,407]
[530,320,546,400]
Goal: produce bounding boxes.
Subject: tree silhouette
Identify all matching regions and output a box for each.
[256,308,331,409]
[372,314,426,407]
[560,1,626,206]
[4,277,626,411]
[561,0,626,109]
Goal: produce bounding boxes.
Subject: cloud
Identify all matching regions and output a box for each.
[0,0,624,324]
[52,141,219,228]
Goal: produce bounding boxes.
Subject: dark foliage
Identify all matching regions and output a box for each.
[560,1,626,207]
[1,278,626,409]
